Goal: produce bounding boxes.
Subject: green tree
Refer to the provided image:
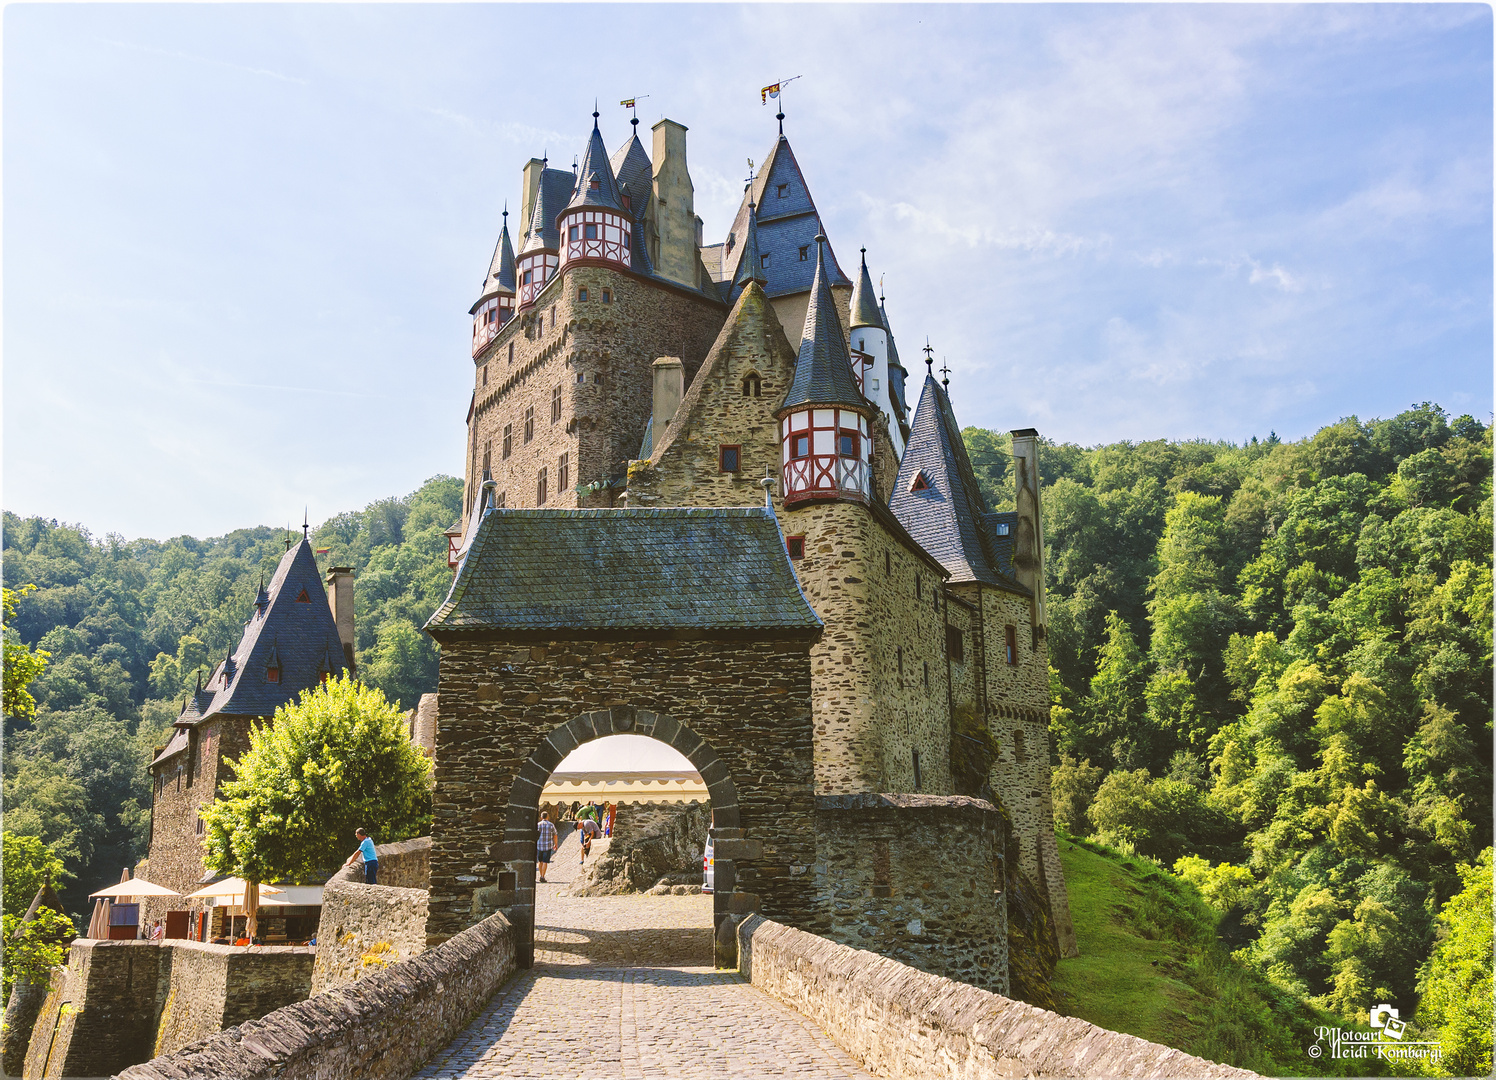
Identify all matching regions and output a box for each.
[1413,848,1493,1077]
[1,832,68,918]
[0,906,75,998]
[3,585,50,725]
[201,675,432,884]
[1081,612,1150,767]
[1051,755,1104,834]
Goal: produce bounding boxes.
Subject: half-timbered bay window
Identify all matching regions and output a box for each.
[557,209,633,271]
[780,407,871,506]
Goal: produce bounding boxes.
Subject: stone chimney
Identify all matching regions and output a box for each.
[1009,429,1045,630]
[650,120,697,288]
[519,157,546,242]
[651,356,685,444]
[325,567,356,674]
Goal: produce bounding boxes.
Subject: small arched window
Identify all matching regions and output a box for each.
[742,373,762,398]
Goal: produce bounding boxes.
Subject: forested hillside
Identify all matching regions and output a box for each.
[2,404,1489,1065]
[970,403,1492,1070]
[1,477,461,919]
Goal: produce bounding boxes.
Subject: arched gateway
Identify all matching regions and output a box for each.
[424,504,823,964]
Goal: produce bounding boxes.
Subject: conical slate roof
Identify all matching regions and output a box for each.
[779,236,868,415]
[609,129,655,275]
[889,376,1028,593]
[850,249,881,330]
[565,116,625,214]
[474,212,517,308]
[732,198,768,295]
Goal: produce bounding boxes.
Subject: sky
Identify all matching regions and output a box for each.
[5,4,1491,541]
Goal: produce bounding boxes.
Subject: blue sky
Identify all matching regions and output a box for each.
[5,4,1491,540]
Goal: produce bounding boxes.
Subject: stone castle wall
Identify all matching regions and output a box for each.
[118,911,516,1080]
[310,881,429,996]
[813,794,1009,995]
[737,915,1257,1080]
[785,500,954,796]
[427,637,818,943]
[466,264,725,518]
[22,938,311,1079]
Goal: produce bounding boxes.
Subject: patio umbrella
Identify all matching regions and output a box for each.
[183,878,284,900]
[88,880,180,899]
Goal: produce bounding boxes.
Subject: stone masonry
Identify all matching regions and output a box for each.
[310,880,430,996]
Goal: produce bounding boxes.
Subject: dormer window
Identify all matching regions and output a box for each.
[589,179,600,191]
[266,664,281,683]
[726,234,735,254]
[909,472,930,492]
[777,183,789,198]
[799,246,809,261]
[296,589,311,603]
[622,194,632,212]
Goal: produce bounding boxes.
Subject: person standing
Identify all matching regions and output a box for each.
[536,811,559,882]
[343,828,379,884]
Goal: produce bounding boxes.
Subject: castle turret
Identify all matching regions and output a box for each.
[777,235,874,506]
[557,112,633,274]
[848,249,903,460]
[516,157,563,309]
[881,292,911,446]
[610,116,656,276]
[470,208,517,356]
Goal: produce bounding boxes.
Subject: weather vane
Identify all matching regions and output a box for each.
[940,359,951,388]
[923,338,935,372]
[619,95,649,129]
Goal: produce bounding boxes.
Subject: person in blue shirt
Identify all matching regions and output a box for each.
[343,828,379,884]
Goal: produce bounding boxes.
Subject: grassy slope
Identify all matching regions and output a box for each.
[1050,835,1370,1078]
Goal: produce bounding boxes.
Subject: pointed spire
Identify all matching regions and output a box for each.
[521,153,561,254]
[923,339,934,373]
[880,293,909,423]
[481,207,517,296]
[566,114,625,214]
[850,247,881,329]
[777,110,785,136]
[733,197,768,290]
[779,235,867,415]
[302,508,309,539]
[940,358,951,388]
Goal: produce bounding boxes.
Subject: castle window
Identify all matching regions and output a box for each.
[1013,728,1027,763]
[742,374,762,397]
[496,492,506,508]
[559,452,570,494]
[884,551,891,576]
[915,575,921,600]
[909,472,930,492]
[1005,625,1018,665]
[509,342,515,364]
[726,234,735,254]
[837,430,859,458]
[578,287,588,302]
[719,445,741,473]
[760,253,770,269]
[602,289,612,304]
[594,373,604,385]
[923,661,929,690]
[536,468,548,505]
[524,406,535,442]
[503,425,513,459]
[482,364,489,387]
[786,535,805,560]
[584,223,598,240]
[622,193,632,212]
[551,385,562,423]
[777,183,789,198]
[577,372,586,383]
[197,817,205,836]
[799,246,809,261]
[522,269,533,285]
[912,749,922,791]
[296,589,311,603]
[589,179,600,191]
[483,440,492,474]
[946,626,964,664]
[569,225,579,243]
[897,647,904,678]
[790,433,810,459]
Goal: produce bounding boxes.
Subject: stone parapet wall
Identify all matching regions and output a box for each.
[310,881,430,995]
[329,835,433,891]
[737,916,1258,1080]
[117,910,515,1080]
[21,938,312,1079]
[813,794,1008,995]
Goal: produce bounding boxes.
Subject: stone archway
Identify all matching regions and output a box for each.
[502,707,743,966]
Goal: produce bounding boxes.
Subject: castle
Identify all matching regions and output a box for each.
[430,106,1077,983]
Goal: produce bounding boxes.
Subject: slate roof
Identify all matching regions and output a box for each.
[882,298,910,423]
[565,117,625,214]
[719,134,851,299]
[850,250,881,330]
[889,375,1029,595]
[731,198,769,300]
[521,167,576,254]
[609,128,656,276]
[426,506,823,636]
[778,237,870,415]
[470,213,517,313]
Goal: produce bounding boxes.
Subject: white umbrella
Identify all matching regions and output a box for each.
[89,879,180,899]
[184,878,285,900]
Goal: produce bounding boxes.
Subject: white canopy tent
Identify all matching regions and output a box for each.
[541,735,708,805]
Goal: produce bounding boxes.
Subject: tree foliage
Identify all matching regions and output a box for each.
[1413,848,1493,1077]
[2,831,68,920]
[200,675,432,883]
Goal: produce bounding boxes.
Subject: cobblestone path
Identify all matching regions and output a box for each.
[416,826,873,1079]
